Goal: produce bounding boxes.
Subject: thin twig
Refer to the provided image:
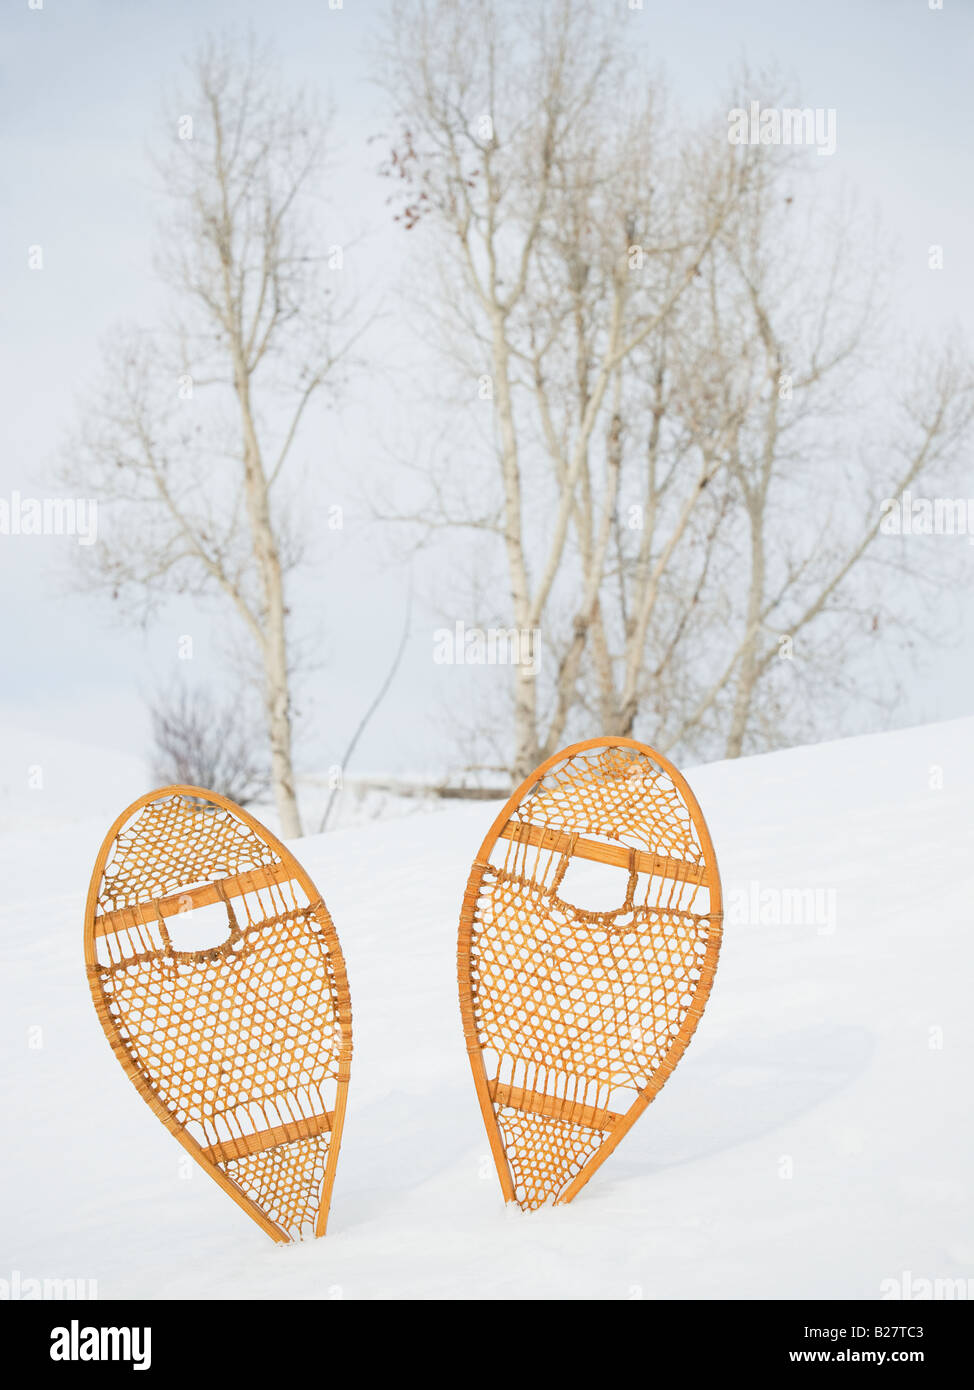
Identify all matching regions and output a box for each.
[319,571,414,833]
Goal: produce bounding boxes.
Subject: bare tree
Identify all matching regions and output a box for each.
[377,7,974,774]
[377,0,742,779]
[150,685,270,806]
[649,153,974,760]
[64,35,363,836]
[520,93,756,752]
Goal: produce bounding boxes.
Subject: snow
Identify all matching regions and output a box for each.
[2,717,972,1299]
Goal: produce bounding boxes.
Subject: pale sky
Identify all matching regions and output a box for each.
[1,0,972,799]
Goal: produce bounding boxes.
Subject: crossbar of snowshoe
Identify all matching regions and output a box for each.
[201,1109,334,1167]
[498,820,710,885]
[489,1079,622,1133]
[92,861,299,938]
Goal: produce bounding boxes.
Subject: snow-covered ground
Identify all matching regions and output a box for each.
[2,717,972,1299]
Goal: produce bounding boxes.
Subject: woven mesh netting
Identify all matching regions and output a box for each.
[495,1108,606,1210]
[465,744,719,1209]
[515,744,707,861]
[223,1135,331,1235]
[98,795,278,913]
[89,792,350,1240]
